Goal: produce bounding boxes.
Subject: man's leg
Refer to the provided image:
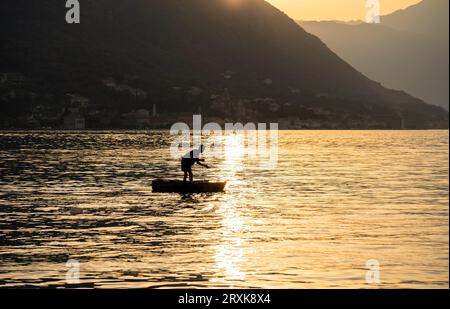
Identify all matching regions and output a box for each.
[183,171,187,182]
[188,170,193,182]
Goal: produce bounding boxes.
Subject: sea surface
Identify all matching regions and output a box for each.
[0,130,448,288]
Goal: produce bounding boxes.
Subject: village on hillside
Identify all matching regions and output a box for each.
[0,72,409,130]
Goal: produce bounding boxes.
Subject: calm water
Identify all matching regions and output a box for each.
[0,130,448,288]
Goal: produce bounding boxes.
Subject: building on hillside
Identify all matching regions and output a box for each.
[289,87,301,95]
[116,85,148,100]
[102,77,117,88]
[63,109,86,130]
[66,93,90,107]
[269,102,281,112]
[0,72,25,84]
[122,109,151,127]
[211,88,232,114]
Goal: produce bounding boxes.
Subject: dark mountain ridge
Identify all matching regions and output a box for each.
[0,0,447,129]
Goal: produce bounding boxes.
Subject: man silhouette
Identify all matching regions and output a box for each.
[181,144,209,182]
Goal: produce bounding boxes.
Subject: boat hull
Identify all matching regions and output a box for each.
[152,179,227,193]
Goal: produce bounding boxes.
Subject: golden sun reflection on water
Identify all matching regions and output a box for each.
[211,133,247,284]
[212,133,245,181]
[212,203,246,283]
[224,133,244,163]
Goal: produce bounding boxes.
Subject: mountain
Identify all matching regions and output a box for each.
[0,0,447,129]
[382,0,449,40]
[299,0,449,110]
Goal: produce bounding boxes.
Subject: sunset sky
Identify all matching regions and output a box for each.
[266,0,422,21]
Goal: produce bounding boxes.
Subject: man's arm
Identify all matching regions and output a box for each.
[197,159,210,169]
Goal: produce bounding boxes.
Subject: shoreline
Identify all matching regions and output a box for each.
[0,128,449,133]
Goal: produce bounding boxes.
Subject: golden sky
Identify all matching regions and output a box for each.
[266,0,422,21]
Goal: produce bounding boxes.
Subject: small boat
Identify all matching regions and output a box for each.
[152,179,227,193]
